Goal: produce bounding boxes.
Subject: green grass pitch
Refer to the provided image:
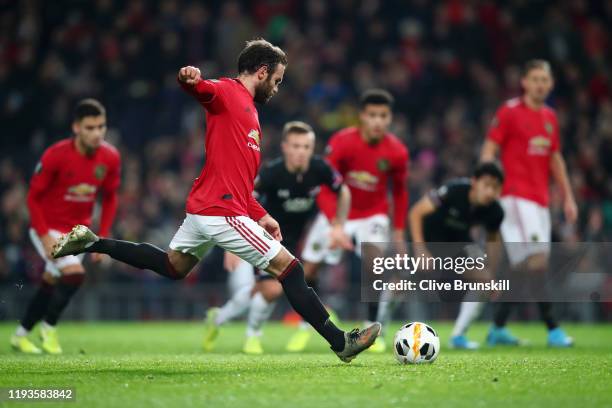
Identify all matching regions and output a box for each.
[0,321,611,408]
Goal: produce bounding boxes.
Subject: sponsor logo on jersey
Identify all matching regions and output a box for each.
[65,183,97,202]
[94,164,107,180]
[527,135,551,156]
[262,231,274,241]
[346,170,378,191]
[278,189,290,198]
[247,129,261,152]
[283,197,314,213]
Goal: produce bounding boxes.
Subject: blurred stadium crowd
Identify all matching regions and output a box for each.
[1,0,611,293]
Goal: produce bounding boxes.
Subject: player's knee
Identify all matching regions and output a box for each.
[260,280,283,302]
[266,248,295,278]
[167,250,198,279]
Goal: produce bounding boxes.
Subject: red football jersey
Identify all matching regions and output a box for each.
[317,127,409,229]
[179,77,267,221]
[27,138,121,236]
[487,97,560,206]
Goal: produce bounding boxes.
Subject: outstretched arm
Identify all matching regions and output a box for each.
[177,66,218,104]
[550,152,577,223]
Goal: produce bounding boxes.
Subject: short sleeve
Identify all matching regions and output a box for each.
[315,157,343,193]
[487,106,510,145]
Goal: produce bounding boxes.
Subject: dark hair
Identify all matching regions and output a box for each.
[237,38,287,75]
[73,98,106,121]
[474,161,504,183]
[359,89,395,109]
[282,121,314,140]
[522,59,552,77]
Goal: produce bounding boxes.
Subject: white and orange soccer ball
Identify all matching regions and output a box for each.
[393,322,440,364]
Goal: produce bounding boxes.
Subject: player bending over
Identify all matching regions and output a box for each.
[202,121,352,354]
[296,89,410,353]
[52,39,380,362]
[481,59,576,347]
[11,99,120,354]
[410,162,504,349]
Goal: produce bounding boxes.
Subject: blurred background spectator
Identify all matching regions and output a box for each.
[1,0,611,319]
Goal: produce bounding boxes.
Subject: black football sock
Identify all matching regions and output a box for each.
[44,274,84,326]
[367,302,378,322]
[20,280,55,331]
[493,302,515,328]
[278,259,345,352]
[86,239,184,280]
[538,302,558,330]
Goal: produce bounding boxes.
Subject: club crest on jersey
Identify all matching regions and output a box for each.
[94,164,107,180]
[377,158,390,172]
[544,122,553,135]
[247,129,261,152]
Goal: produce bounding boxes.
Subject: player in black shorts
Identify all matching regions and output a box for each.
[409,162,504,349]
[203,121,352,354]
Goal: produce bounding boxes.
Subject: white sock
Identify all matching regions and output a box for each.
[15,325,29,337]
[228,260,255,295]
[452,302,485,337]
[246,292,276,338]
[216,260,255,326]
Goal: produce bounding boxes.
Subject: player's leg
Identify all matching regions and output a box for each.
[11,270,54,354]
[203,258,255,351]
[243,277,282,354]
[12,229,82,354]
[450,244,493,349]
[488,197,533,346]
[215,259,256,324]
[217,215,379,362]
[451,301,485,350]
[285,216,344,353]
[36,263,84,354]
[354,215,391,353]
[52,218,204,279]
[284,260,321,352]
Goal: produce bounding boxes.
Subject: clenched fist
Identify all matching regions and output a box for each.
[178,66,202,85]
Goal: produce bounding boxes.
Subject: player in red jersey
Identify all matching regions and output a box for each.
[481,60,578,347]
[11,99,121,354]
[296,89,409,353]
[53,39,380,362]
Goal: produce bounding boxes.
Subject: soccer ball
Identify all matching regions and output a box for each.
[393,322,440,364]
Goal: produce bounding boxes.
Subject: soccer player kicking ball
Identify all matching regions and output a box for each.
[53,39,380,362]
[11,99,121,354]
[409,162,505,349]
[203,121,353,354]
[297,89,410,353]
[481,59,577,347]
